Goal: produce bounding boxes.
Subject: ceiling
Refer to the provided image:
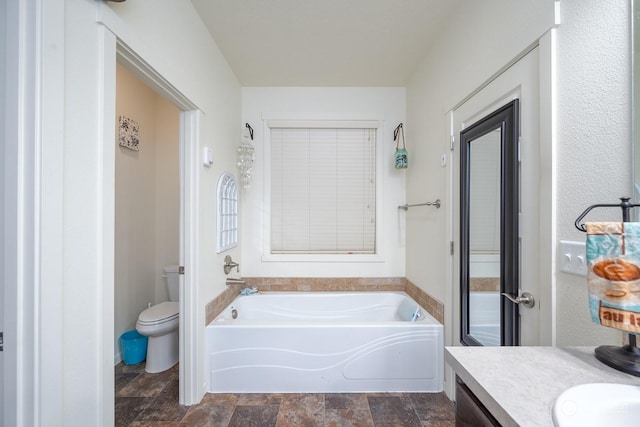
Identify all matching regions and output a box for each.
[190,0,460,87]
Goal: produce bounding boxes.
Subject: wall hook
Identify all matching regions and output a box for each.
[393,123,403,141]
[245,123,254,140]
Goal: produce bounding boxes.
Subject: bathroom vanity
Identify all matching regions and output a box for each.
[445,346,640,426]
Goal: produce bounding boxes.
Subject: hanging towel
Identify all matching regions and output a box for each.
[239,287,258,296]
[586,222,640,334]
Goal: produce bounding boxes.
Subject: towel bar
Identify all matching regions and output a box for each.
[574,196,640,231]
[575,195,640,376]
[398,199,441,210]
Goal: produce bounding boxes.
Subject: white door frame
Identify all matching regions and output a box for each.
[3,2,202,424]
[445,33,556,397]
[3,0,64,425]
[114,41,201,405]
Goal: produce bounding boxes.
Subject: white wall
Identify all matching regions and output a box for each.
[406,0,556,305]
[5,0,64,424]
[241,87,406,277]
[114,63,180,363]
[555,0,630,346]
[406,0,631,347]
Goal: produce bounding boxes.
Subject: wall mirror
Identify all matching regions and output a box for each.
[460,100,520,346]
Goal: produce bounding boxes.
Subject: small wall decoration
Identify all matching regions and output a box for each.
[394,123,408,169]
[237,123,255,190]
[119,115,140,151]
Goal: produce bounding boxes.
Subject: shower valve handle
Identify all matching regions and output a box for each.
[224,255,239,274]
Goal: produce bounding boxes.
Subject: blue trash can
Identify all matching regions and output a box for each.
[120,330,148,365]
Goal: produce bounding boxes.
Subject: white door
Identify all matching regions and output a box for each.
[452,47,540,346]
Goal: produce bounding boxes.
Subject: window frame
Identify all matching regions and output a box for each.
[216,172,239,253]
[262,117,385,263]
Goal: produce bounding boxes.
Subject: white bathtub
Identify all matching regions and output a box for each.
[206,291,444,393]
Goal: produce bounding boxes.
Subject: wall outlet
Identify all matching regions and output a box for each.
[560,240,587,277]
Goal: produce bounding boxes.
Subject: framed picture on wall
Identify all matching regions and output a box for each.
[118,115,140,151]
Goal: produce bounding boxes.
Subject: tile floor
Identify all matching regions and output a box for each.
[115,362,456,427]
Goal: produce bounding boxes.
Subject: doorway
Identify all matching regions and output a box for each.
[114,62,180,366]
[115,43,201,405]
[451,47,541,348]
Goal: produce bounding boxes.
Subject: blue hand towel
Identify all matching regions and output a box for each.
[586,222,640,334]
[240,287,258,296]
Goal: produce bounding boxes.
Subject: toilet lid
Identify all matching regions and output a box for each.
[138,301,179,324]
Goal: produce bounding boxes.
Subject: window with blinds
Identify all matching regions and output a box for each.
[270,126,376,254]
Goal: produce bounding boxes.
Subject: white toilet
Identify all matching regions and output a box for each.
[136,265,180,373]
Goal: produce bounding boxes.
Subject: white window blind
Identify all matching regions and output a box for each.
[270,127,376,254]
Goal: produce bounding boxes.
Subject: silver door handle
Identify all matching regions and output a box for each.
[501,292,535,308]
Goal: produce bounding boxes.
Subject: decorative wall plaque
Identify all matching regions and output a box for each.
[118,116,140,151]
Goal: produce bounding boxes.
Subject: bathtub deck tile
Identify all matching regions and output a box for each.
[236,393,285,405]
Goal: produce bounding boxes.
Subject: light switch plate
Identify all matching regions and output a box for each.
[560,240,587,276]
[202,147,213,168]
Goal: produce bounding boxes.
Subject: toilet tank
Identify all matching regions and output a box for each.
[164,265,180,301]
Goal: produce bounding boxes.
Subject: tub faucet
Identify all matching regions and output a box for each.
[226,277,246,286]
[224,255,239,274]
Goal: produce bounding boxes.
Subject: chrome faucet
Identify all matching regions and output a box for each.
[224,255,239,275]
[225,277,246,286]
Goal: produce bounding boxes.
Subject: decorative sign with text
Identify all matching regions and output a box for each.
[586,222,640,334]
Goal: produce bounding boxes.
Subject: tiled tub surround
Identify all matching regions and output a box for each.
[205,278,444,325]
[469,277,500,292]
[206,291,444,393]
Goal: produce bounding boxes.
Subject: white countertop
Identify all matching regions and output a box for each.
[445,346,640,427]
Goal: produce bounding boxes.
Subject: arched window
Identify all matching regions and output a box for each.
[216,172,238,253]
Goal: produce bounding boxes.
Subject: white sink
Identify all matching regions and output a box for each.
[552,383,640,426]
